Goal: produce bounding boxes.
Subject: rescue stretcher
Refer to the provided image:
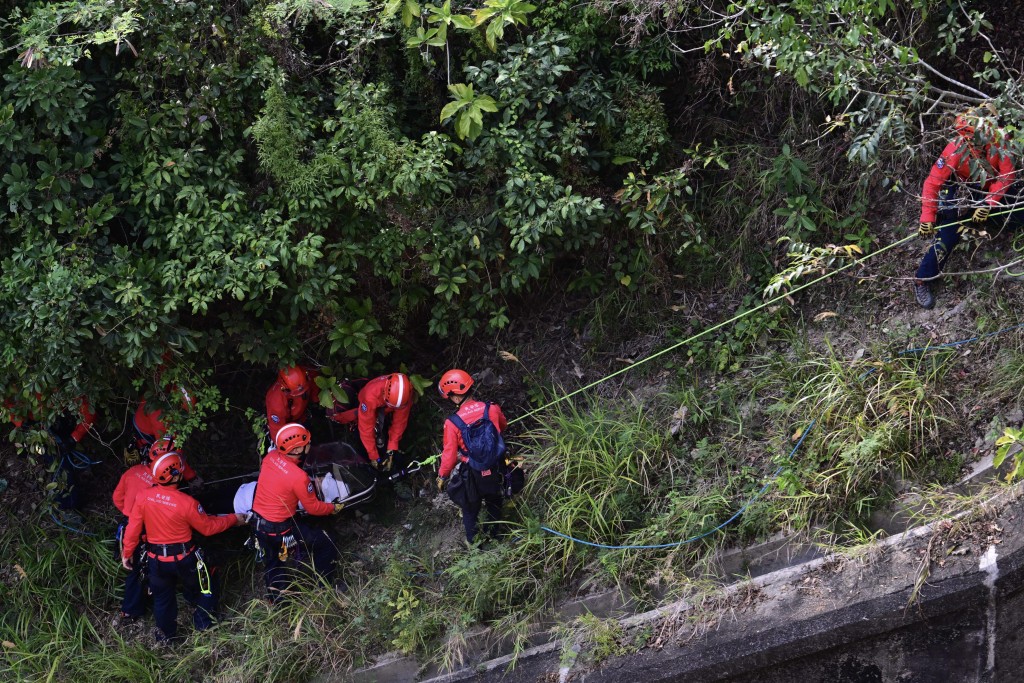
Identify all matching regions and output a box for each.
[192,440,422,515]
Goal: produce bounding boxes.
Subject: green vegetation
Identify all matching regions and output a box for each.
[5,0,1024,679]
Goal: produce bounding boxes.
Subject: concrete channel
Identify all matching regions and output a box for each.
[350,452,1024,682]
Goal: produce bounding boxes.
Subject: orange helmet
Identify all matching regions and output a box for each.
[152,451,184,485]
[383,373,411,409]
[149,436,176,461]
[275,422,311,455]
[278,366,309,397]
[954,112,976,139]
[438,369,473,398]
[954,103,997,140]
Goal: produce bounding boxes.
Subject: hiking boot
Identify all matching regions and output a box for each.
[113,611,139,628]
[914,280,935,309]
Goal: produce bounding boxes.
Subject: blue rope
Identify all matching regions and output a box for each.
[897,321,1024,355]
[541,419,817,550]
[540,320,1024,551]
[48,510,97,537]
[64,449,102,469]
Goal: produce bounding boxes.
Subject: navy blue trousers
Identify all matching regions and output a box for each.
[255,521,337,601]
[148,551,218,641]
[461,494,504,543]
[121,545,148,617]
[916,210,962,280]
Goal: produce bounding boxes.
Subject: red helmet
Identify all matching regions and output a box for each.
[383,373,411,409]
[275,422,311,455]
[152,451,184,485]
[278,366,309,397]
[149,436,176,461]
[954,104,997,140]
[438,369,473,398]
[954,112,976,139]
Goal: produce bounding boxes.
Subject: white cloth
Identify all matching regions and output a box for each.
[233,472,349,514]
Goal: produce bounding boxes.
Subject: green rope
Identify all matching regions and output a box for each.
[509,232,916,425]
[511,204,1022,426]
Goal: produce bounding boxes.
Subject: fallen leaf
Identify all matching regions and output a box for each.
[498,351,518,362]
[14,564,26,579]
[2,641,15,649]
[814,311,838,322]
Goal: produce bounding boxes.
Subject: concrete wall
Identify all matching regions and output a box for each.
[404,487,1024,683]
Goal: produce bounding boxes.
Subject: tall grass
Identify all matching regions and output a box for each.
[777,347,956,532]
[523,399,674,554]
[0,337,989,679]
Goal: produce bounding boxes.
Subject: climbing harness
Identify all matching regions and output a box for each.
[195,549,213,596]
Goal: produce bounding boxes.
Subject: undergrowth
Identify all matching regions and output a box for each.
[1,323,1016,680]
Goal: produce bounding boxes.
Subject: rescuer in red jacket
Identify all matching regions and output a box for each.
[132,395,203,489]
[436,369,508,543]
[112,436,160,622]
[265,365,320,441]
[329,373,412,470]
[134,385,194,445]
[7,394,96,510]
[121,450,245,642]
[7,395,95,444]
[249,423,344,602]
[913,107,1016,309]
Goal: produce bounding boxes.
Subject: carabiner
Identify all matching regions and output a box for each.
[195,550,212,596]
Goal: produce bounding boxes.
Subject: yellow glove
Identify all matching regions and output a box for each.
[972,205,991,223]
[918,221,936,238]
[333,501,345,513]
[957,222,989,240]
[436,476,447,493]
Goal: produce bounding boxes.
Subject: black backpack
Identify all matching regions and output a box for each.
[446,403,506,472]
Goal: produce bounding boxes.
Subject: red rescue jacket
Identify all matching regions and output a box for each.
[330,375,412,461]
[122,485,235,560]
[133,401,164,440]
[251,450,335,522]
[920,136,1016,223]
[7,395,94,442]
[439,399,507,479]
[112,462,154,516]
[265,367,319,439]
[134,386,193,439]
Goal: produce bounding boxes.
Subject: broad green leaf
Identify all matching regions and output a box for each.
[439,99,467,122]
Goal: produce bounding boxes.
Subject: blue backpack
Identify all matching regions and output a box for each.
[447,403,506,472]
